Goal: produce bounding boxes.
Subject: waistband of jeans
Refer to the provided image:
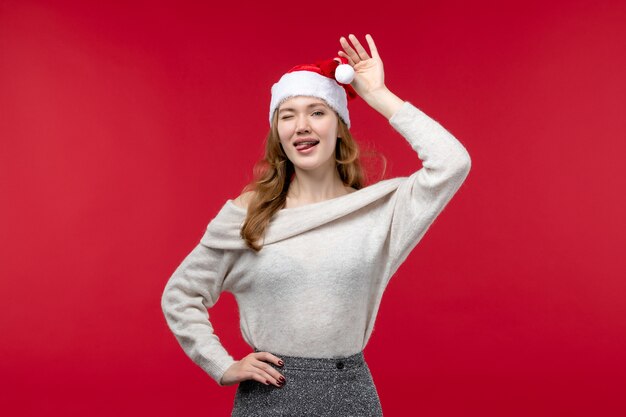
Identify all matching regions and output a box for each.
[253,347,365,371]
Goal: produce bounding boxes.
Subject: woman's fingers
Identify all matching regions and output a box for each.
[339,34,379,65]
[220,352,285,387]
[250,366,279,386]
[246,369,273,386]
[340,36,360,64]
[251,360,285,386]
[348,34,371,61]
[252,351,285,387]
[365,34,380,59]
[337,50,355,66]
[258,351,284,368]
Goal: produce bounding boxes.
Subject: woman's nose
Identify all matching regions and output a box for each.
[295,115,310,133]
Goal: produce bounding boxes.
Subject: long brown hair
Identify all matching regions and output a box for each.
[239,109,387,252]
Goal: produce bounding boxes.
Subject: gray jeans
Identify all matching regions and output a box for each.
[231,349,383,416]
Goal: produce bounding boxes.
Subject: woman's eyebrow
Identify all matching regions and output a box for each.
[278,103,327,113]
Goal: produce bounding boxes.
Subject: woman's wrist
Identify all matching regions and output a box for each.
[362,86,405,120]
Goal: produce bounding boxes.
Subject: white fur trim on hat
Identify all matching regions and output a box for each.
[269,71,351,128]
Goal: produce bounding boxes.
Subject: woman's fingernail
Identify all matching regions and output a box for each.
[278,360,284,366]
[279,376,285,382]
[265,380,270,385]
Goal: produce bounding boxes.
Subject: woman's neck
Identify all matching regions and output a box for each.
[285,168,353,208]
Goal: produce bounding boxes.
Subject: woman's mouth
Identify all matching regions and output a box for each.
[294,139,320,153]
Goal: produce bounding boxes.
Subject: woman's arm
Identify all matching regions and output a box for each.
[383,101,471,279]
[340,34,471,279]
[161,243,237,386]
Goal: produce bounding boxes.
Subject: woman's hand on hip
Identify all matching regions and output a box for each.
[219,351,286,387]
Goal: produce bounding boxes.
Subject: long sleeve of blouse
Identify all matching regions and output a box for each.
[160,101,472,386]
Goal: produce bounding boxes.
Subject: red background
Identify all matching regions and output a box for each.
[1,0,625,416]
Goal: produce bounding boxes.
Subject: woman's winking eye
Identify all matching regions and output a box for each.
[280,110,325,120]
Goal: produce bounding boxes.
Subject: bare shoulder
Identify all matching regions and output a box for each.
[232,190,256,209]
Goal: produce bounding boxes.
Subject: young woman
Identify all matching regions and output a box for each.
[161,34,471,416]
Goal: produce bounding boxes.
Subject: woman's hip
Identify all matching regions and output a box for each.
[231,349,383,417]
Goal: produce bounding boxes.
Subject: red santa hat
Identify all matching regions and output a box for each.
[269,56,357,128]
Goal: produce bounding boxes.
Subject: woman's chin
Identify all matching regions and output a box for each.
[292,159,333,172]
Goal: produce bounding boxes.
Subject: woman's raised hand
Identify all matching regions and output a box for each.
[338,34,386,101]
[339,33,404,120]
[219,351,286,388]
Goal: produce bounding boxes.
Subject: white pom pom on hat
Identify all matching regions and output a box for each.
[335,63,355,84]
[269,56,358,128]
